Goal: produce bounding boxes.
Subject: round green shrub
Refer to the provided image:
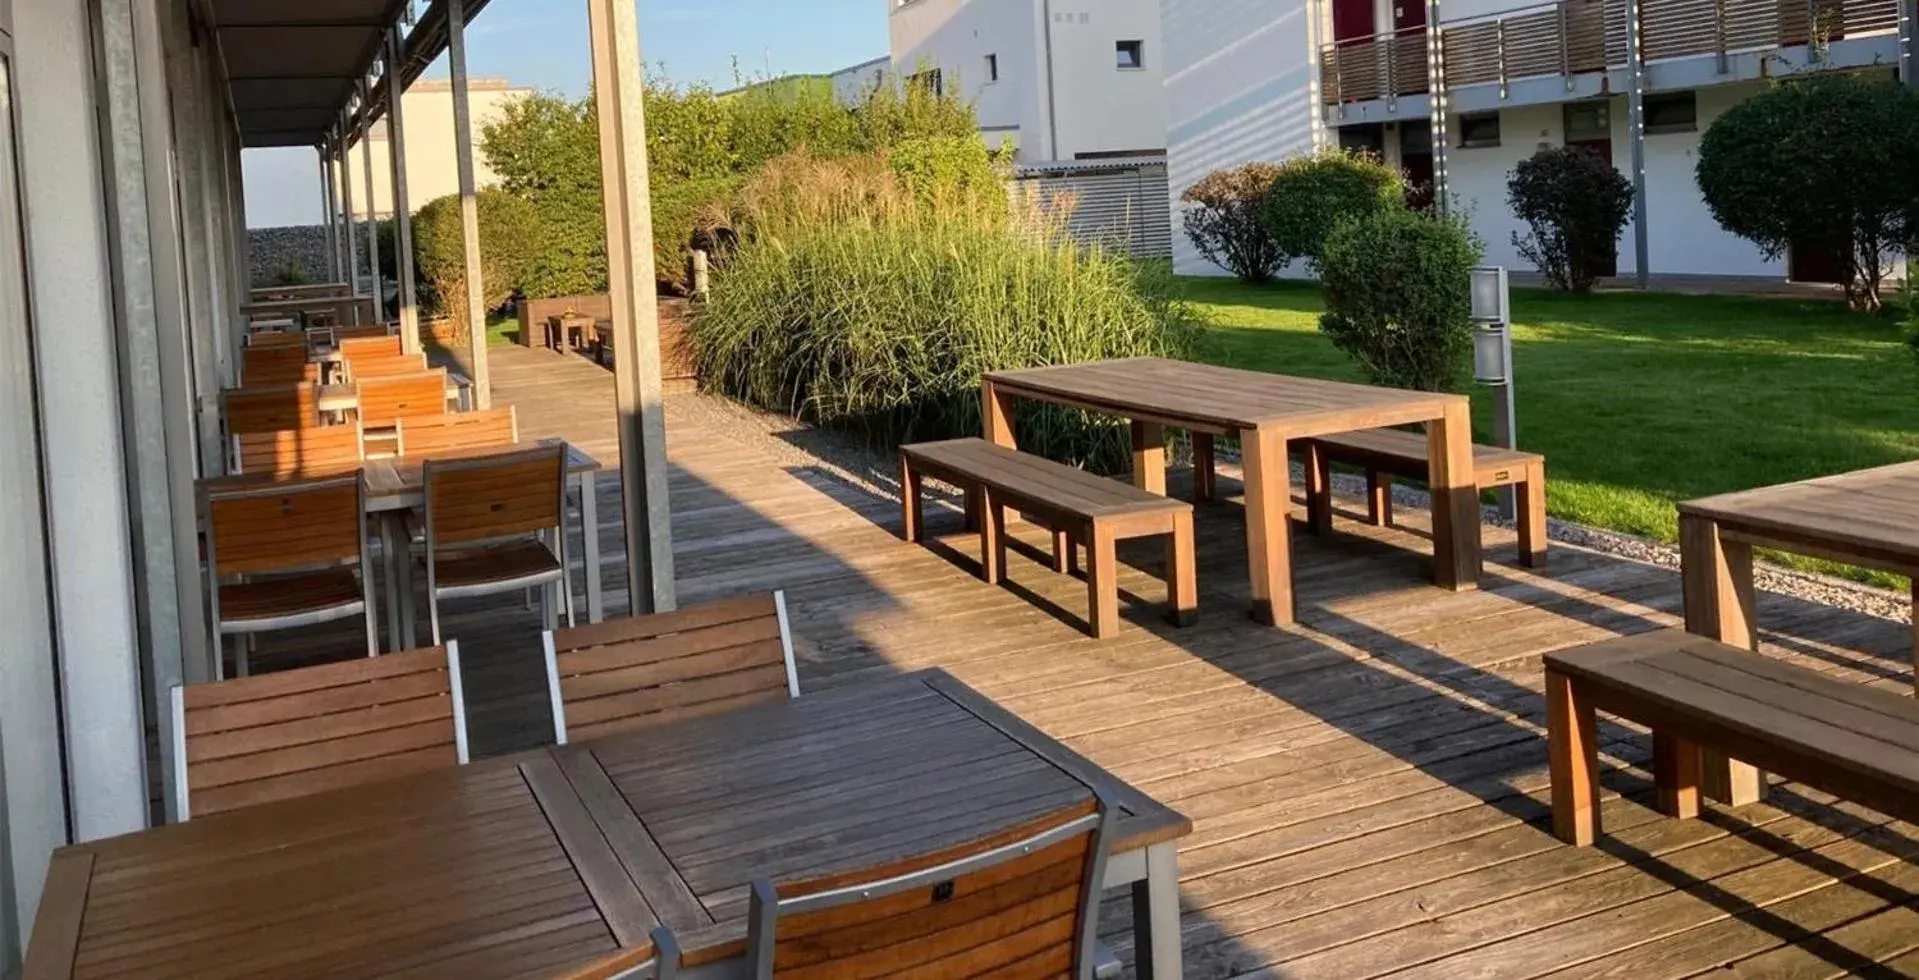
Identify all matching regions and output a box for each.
[1507,146,1632,294]
[1318,208,1483,392]
[411,190,543,325]
[1696,72,1919,312]
[1261,150,1406,272]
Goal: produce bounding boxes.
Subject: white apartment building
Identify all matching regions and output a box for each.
[1164,0,1918,282]
[889,0,1171,163]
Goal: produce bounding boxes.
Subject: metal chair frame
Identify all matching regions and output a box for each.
[421,444,574,645]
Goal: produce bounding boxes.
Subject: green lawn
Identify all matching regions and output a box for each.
[1177,276,1919,584]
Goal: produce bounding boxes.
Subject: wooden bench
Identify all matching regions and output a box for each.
[1545,629,1919,847]
[1298,428,1548,568]
[900,438,1197,639]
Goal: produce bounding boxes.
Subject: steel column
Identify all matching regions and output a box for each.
[448,0,490,408]
[340,123,362,302]
[360,81,385,323]
[1426,0,1450,212]
[386,29,421,351]
[319,144,337,281]
[1624,0,1651,288]
[1901,0,1916,85]
[588,0,677,615]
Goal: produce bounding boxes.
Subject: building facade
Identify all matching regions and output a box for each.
[889,0,1171,163]
[1165,0,1918,281]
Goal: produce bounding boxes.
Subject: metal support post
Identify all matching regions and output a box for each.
[1624,0,1651,288]
[360,81,384,323]
[319,144,337,281]
[386,29,421,348]
[588,0,678,615]
[339,123,361,302]
[1426,0,1450,212]
[448,0,490,408]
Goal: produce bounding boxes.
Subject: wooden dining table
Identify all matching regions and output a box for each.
[982,358,1483,626]
[24,669,1192,980]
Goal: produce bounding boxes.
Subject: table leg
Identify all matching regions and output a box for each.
[1654,731,1702,819]
[579,471,603,624]
[1241,428,1294,627]
[1680,512,1764,805]
[1130,841,1183,980]
[1547,667,1600,846]
[1191,432,1216,503]
[1132,421,1167,496]
[1910,580,1917,695]
[1428,401,1482,591]
[981,379,1016,448]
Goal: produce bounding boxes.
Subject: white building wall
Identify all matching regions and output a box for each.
[352,79,531,218]
[1163,0,1321,276]
[1446,102,1563,269]
[889,0,1167,163]
[1623,82,1781,277]
[830,56,893,105]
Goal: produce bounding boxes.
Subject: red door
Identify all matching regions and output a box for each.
[1333,0,1375,42]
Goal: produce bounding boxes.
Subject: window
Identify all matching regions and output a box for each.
[985,53,999,83]
[1644,92,1697,134]
[908,68,943,97]
[1116,40,1145,69]
[1564,101,1610,141]
[1457,111,1501,148]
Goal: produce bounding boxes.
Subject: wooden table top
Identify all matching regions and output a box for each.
[985,357,1464,434]
[25,669,1187,978]
[1677,460,1919,567]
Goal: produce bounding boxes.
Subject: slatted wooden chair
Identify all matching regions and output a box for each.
[398,407,520,457]
[338,334,406,362]
[205,472,379,676]
[744,788,1116,979]
[241,345,314,387]
[231,424,365,478]
[344,351,432,381]
[557,929,681,980]
[246,329,306,350]
[169,643,469,820]
[542,592,799,745]
[334,322,396,341]
[224,384,322,437]
[420,444,572,645]
[356,369,448,430]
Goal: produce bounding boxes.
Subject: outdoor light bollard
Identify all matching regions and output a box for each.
[1470,266,1519,521]
[689,249,711,299]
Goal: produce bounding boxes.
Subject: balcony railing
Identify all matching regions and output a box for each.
[1320,26,1433,106]
[1321,0,1904,106]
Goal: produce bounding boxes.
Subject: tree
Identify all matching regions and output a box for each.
[1318,208,1483,392]
[1507,146,1633,293]
[1261,150,1406,272]
[1696,72,1919,312]
[1179,163,1285,283]
[412,190,543,329]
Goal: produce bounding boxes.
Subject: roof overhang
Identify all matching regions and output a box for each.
[211,0,410,148]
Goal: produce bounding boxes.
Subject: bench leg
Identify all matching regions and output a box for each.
[1911,580,1917,695]
[1132,421,1167,496]
[1051,528,1072,575]
[1517,460,1548,568]
[1087,524,1120,639]
[1654,732,1702,820]
[1168,512,1197,627]
[1367,471,1393,527]
[1681,513,1765,806]
[1547,667,1600,846]
[1192,432,1216,503]
[980,490,1005,586]
[899,455,924,544]
[1305,442,1333,535]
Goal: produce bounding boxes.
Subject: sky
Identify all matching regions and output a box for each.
[243,0,889,227]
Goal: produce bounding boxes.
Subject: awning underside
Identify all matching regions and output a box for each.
[216,0,409,148]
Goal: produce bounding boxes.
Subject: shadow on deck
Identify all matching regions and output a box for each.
[275,344,1919,979]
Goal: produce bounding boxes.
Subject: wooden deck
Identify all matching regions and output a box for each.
[276,344,1919,979]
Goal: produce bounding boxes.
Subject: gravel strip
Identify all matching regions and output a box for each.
[670,392,1913,626]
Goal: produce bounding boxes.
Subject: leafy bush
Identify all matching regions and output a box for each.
[1697,72,1919,312]
[888,135,1005,204]
[1507,146,1633,293]
[694,152,1204,470]
[1261,150,1406,271]
[1318,208,1483,392]
[411,191,543,329]
[1179,163,1285,283]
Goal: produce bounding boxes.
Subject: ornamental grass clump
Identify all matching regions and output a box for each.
[693,152,1205,471]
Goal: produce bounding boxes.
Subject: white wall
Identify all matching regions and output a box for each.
[831,56,893,105]
[245,78,532,228]
[1446,102,1562,269]
[1163,0,1321,276]
[890,0,1167,163]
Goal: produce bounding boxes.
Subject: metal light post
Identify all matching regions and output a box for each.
[1470,266,1518,519]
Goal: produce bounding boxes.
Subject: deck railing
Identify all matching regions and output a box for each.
[1321,0,1904,105]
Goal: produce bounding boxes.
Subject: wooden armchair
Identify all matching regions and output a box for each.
[224,384,322,437]
[170,643,469,819]
[241,345,313,386]
[398,407,520,457]
[542,592,798,745]
[344,351,431,381]
[421,444,572,644]
[204,472,378,674]
[356,369,448,429]
[743,789,1116,979]
[231,424,365,478]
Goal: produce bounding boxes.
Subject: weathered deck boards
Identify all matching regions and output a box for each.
[267,345,1919,979]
